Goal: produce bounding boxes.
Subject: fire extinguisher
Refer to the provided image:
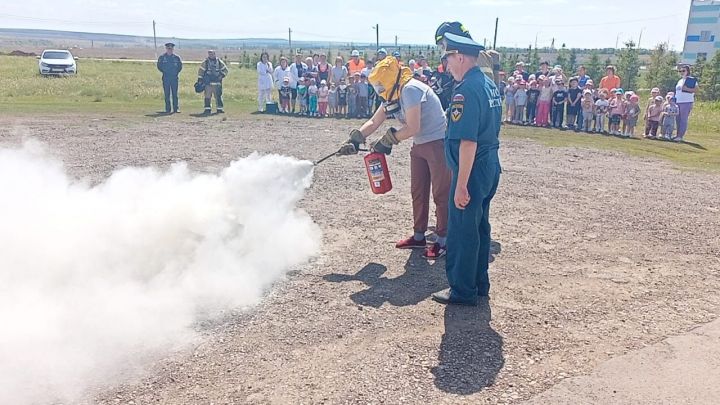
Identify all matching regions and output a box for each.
[364,152,393,195]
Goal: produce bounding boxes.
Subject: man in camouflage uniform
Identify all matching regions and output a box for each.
[197,50,229,114]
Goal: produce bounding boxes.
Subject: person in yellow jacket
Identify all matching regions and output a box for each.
[197,50,229,114]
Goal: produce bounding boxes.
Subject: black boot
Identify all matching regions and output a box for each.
[203,98,211,115]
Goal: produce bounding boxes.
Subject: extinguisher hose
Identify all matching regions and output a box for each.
[314,147,369,166]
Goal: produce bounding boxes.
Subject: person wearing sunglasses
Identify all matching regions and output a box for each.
[430,22,503,306]
[674,64,697,142]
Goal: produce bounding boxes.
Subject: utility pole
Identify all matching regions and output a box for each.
[375,24,380,50]
[288,28,292,55]
[152,20,158,59]
[395,35,398,49]
[638,27,645,50]
[492,18,499,49]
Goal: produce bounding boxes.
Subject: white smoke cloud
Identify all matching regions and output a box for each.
[0,141,321,404]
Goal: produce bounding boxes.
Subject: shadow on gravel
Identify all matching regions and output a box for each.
[489,240,502,263]
[432,301,504,395]
[145,112,173,118]
[325,241,503,307]
[323,250,445,308]
[680,140,707,150]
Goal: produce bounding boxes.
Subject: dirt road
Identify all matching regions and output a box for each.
[1,114,719,404]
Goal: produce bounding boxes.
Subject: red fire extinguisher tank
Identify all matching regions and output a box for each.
[364,152,393,194]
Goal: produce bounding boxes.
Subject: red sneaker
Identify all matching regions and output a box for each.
[395,236,426,249]
[422,243,447,259]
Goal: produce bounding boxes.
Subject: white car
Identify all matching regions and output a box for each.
[38,50,77,76]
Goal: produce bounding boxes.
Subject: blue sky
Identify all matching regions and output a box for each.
[0,0,692,50]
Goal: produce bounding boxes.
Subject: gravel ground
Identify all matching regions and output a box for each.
[2,114,719,405]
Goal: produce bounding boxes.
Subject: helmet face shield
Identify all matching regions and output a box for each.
[368,57,412,103]
[371,83,386,97]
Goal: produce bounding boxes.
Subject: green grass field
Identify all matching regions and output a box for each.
[0,55,259,113]
[1,55,718,171]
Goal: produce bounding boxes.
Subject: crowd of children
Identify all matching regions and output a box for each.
[501,63,685,141]
[268,50,448,119]
[278,72,376,118]
[271,55,686,140]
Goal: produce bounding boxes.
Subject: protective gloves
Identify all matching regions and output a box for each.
[370,127,399,155]
[336,129,366,155]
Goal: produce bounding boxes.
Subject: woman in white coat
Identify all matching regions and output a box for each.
[257,52,273,112]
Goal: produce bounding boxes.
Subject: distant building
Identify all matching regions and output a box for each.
[683,0,720,64]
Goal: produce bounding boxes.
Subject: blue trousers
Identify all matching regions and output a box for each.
[446,156,501,301]
[552,104,564,128]
[162,76,179,112]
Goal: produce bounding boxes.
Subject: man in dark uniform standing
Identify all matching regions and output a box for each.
[431,22,503,306]
[431,55,454,110]
[156,42,183,113]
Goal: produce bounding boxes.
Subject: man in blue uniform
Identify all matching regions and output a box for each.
[156,42,183,113]
[431,22,503,306]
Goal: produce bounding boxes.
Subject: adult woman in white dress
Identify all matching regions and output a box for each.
[257,52,273,112]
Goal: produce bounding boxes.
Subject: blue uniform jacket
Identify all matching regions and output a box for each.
[157,54,183,78]
[444,66,503,173]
